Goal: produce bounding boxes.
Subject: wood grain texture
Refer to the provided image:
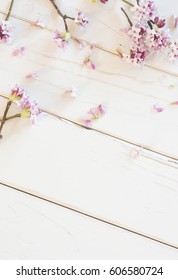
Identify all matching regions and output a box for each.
[0,184,178,259]
[0,0,178,258]
[0,97,177,249]
[0,1,178,158]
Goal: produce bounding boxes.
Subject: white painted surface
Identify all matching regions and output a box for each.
[0,0,178,259]
[0,185,178,259]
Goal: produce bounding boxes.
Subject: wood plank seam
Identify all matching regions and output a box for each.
[0,93,178,165]
[0,180,178,251]
[0,10,178,78]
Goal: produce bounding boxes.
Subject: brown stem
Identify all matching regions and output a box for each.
[0,101,12,139]
[147,20,153,29]
[5,0,15,20]
[49,0,75,32]
[5,113,21,121]
[121,7,133,27]
[121,0,134,7]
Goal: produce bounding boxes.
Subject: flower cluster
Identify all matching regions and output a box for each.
[121,0,178,64]
[10,85,42,123]
[75,11,89,29]
[54,30,71,49]
[0,19,13,44]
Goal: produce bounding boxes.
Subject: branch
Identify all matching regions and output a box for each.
[49,0,75,32]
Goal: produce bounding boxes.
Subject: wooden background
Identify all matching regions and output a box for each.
[0,0,178,259]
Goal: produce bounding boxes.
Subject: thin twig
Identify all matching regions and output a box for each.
[5,113,21,121]
[121,7,133,27]
[0,101,12,139]
[49,0,75,32]
[121,0,134,7]
[5,0,14,21]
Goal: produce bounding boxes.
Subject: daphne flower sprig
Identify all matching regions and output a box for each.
[0,85,41,138]
[54,30,71,49]
[49,1,89,49]
[120,0,178,64]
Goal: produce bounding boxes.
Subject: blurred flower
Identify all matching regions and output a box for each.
[9,85,25,102]
[65,86,78,98]
[54,30,71,49]
[75,11,89,29]
[88,104,105,120]
[0,19,13,44]
[153,104,164,113]
[20,95,42,124]
[26,72,39,80]
[12,47,26,56]
[83,55,96,70]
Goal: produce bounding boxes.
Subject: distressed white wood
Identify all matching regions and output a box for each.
[0,184,178,259]
[0,97,177,249]
[0,0,178,258]
[0,6,178,157]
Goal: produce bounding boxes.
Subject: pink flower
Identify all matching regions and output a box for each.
[54,31,71,49]
[20,95,42,124]
[88,104,105,120]
[0,19,13,44]
[100,0,108,3]
[83,55,96,70]
[26,72,39,80]
[9,85,25,102]
[12,47,26,56]
[81,119,92,127]
[80,104,105,127]
[154,17,166,28]
[65,86,78,98]
[123,48,148,64]
[75,11,89,29]
[153,104,164,113]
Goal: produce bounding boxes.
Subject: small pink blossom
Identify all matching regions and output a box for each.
[75,11,89,29]
[9,85,25,102]
[12,47,26,56]
[20,95,42,124]
[88,104,105,120]
[54,31,71,49]
[123,48,148,64]
[80,119,92,127]
[75,38,85,50]
[80,104,105,127]
[26,72,39,80]
[153,104,164,113]
[83,55,96,70]
[65,86,78,98]
[0,19,13,44]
